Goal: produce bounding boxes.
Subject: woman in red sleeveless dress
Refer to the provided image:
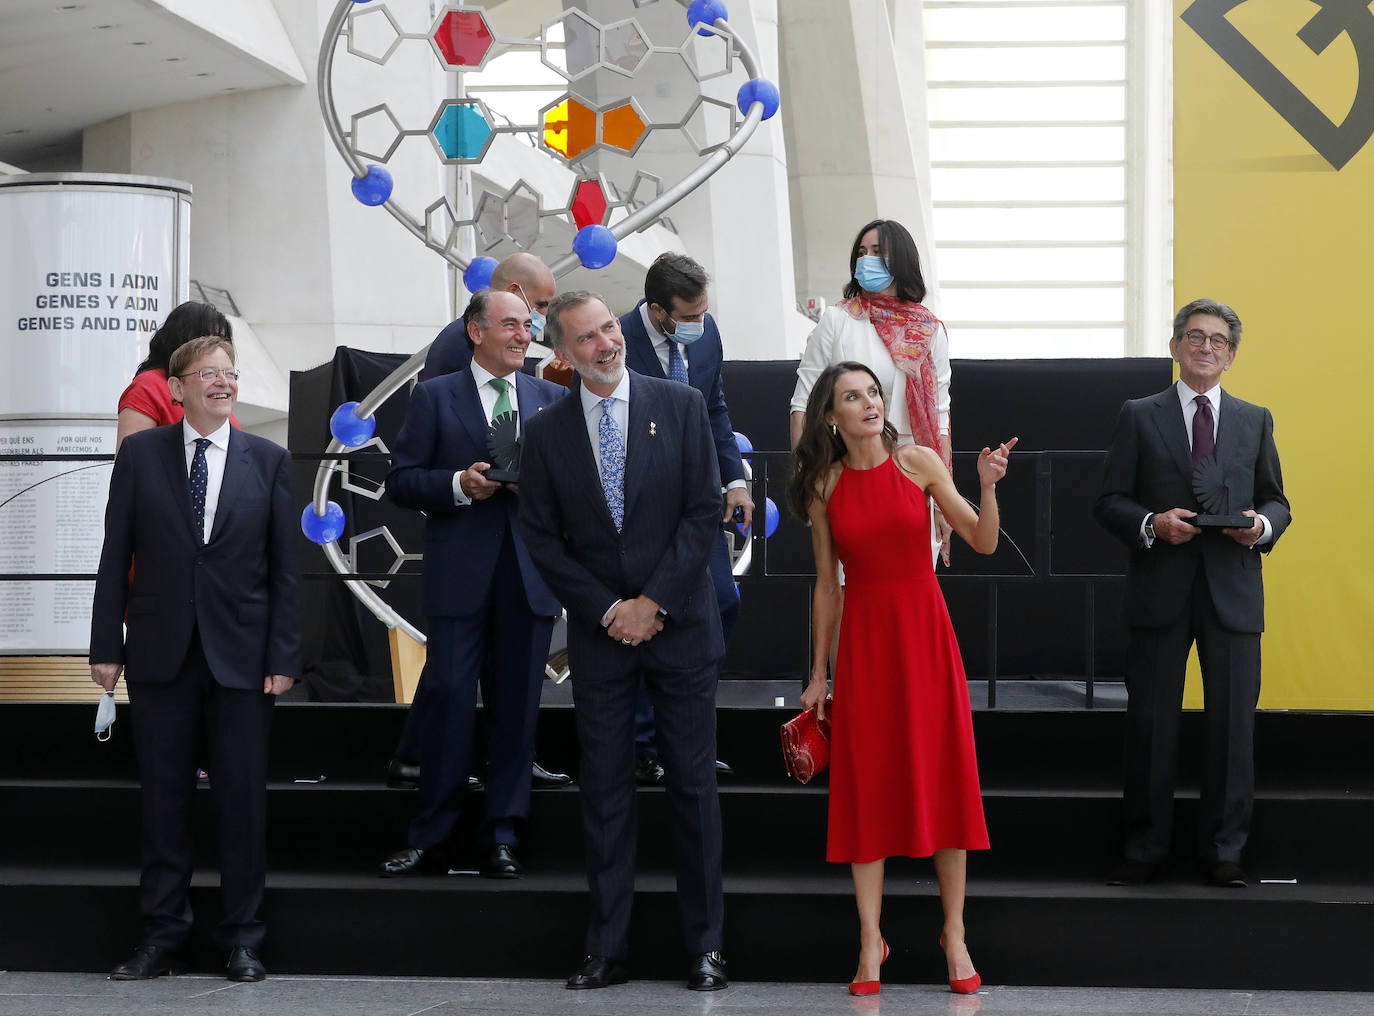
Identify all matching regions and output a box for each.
[789,362,1016,997]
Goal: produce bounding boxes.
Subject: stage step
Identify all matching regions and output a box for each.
[1,780,1370,881]
[3,703,1372,988]
[2,864,1371,990]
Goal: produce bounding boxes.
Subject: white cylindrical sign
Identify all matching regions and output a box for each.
[0,174,191,657]
[0,174,191,418]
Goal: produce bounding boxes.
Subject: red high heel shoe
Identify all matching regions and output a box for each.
[847,938,889,996]
[940,933,981,995]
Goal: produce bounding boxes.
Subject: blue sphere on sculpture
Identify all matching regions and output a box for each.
[463,256,499,293]
[737,78,780,121]
[329,401,376,448]
[764,497,780,538]
[573,225,617,270]
[733,431,753,455]
[301,501,346,545]
[350,165,393,206]
[688,0,728,37]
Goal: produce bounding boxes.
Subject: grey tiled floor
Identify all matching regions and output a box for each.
[0,973,1370,1016]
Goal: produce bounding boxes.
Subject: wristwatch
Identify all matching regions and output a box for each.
[1144,513,1156,543]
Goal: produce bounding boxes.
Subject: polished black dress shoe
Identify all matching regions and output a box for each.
[480,842,523,879]
[532,760,573,787]
[634,756,666,786]
[1207,860,1248,888]
[380,845,435,876]
[226,946,266,982]
[687,950,728,991]
[566,954,629,989]
[109,944,187,980]
[1107,859,1158,886]
[714,759,734,777]
[386,757,420,789]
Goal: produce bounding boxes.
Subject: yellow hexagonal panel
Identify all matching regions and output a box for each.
[543,98,597,160]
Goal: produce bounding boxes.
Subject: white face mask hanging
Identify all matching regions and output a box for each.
[94,691,117,742]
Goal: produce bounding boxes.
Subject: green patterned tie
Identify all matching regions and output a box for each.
[489,377,514,422]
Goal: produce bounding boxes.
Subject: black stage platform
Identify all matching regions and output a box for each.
[4,700,1372,989]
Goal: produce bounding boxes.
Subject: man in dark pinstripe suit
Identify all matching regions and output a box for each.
[519,291,727,992]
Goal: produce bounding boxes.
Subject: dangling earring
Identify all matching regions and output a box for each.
[829,422,837,438]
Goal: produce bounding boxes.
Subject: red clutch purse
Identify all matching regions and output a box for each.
[780,700,833,784]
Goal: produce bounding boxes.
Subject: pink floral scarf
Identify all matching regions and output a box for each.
[841,293,949,472]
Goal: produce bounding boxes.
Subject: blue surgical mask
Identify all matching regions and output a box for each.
[668,319,705,345]
[529,308,546,338]
[854,255,893,293]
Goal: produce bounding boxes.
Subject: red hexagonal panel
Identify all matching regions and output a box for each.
[433,9,494,68]
[571,180,608,229]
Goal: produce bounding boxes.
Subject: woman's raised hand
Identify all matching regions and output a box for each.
[977,436,1018,487]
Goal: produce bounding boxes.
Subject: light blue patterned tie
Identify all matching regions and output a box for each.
[667,340,689,384]
[597,397,626,531]
[190,437,210,545]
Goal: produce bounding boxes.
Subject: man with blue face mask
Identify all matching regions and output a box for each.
[620,252,750,786]
[419,252,557,381]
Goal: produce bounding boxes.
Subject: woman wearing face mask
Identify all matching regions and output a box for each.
[789,219,953,563]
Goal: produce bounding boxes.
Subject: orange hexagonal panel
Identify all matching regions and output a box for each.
[601,103,646,153]
[543,98,597,160]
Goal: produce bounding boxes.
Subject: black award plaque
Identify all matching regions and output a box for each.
[1191,455,1253,529]
[485,411,521,484]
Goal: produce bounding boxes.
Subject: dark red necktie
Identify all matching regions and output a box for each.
[1192,395,1215,464]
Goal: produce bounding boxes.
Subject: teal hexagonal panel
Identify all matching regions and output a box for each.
[431,101,494,161]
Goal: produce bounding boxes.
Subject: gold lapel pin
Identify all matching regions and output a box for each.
[649,421,657,436]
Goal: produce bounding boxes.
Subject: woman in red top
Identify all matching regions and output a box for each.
[117,301,239,448]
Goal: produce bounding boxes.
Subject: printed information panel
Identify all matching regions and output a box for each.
[0,422,115,655]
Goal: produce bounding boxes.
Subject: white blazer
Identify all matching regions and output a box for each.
[790,305,951,442]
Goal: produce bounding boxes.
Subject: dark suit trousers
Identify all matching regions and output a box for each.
[574,646,724,958]
[126,628,275,951]
[1123,569,1261,864]
[634,531,738,755]
[408,534,554,850]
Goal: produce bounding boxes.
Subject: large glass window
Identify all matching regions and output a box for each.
[923,0,1170,357]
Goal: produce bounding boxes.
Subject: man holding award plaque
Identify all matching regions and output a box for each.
[1096,298,1291,890]
[380,289,566,879]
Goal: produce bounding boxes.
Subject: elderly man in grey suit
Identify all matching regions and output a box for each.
[1095,298,1291,889]
[518,291,727,992]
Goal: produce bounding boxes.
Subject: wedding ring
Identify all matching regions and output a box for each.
[621,638,632,645]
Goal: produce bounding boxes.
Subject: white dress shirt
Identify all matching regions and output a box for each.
[639,302,746,492]
[1139,380,1271,548]
[182,419,230,543]
[453,361,522,506]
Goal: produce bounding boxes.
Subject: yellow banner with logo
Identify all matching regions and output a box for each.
[1174,1,1374,708]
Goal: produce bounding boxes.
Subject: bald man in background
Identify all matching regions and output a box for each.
[419,252,557,381]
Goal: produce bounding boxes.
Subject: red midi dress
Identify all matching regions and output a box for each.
[824,455,989,863]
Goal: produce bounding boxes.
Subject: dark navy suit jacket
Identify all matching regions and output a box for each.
[90,424,302,689]
[1094,387,1291,633]
[417,318,470,382]
[619,301,744,486]
[386,367,563,618]
[518,371,724,671]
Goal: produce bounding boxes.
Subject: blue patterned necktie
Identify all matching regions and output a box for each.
[189,437,210,544]
[667,340,689,384]
[597,397,626,531]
